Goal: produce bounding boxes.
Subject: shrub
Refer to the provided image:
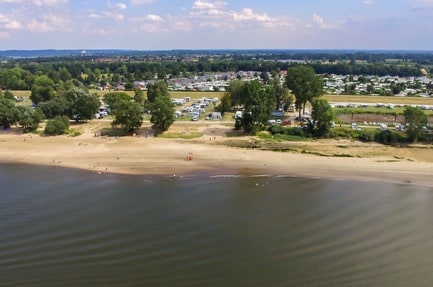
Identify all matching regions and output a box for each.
[269,124,285,135]
[358,130,377,142]
[329,128,360,139]
[374,130,405,145]
[44,116,70,135]
[286,127,306,137]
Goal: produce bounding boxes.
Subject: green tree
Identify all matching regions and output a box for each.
[310,98,333,137]
[404,106,428,142]
[215,93,232,115]
[38,96,69,119]
[238,80,276,133]
[285,65,323,118]
[149,96,175,132]
[133,88,146,107]
[44,116,70,135]
[147,81,175,133]
[30,75,56,105]
[4,90,15,101]
[103,92,131,110]
[272,77,293,111]
[147,80,169,103]
[16,106,44,132]
[0,98,19,128]
[71,94,100,122]
[111,99,143,133]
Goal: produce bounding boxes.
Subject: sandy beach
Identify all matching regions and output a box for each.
[1,122,432,187]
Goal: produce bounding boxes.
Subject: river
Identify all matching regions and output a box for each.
[1,163,433,286]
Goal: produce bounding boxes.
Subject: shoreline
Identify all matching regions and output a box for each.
[1,129,433,187]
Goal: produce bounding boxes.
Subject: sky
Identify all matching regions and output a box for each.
[1,0,433,50]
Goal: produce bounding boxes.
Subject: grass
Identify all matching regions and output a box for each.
[324,94,433,106]
[158,132,203,139]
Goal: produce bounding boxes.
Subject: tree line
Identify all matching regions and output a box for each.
[0,51,428,91]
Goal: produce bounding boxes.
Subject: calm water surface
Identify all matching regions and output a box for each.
[1,163,433,286]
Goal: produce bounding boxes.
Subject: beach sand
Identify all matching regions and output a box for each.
[1,122,432,187]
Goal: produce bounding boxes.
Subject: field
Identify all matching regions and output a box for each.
[324,94,433,105]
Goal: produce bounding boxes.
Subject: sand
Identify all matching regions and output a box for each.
[1,122,433,187]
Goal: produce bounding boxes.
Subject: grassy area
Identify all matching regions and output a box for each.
[324,94,433,105]
[158,132,203,139]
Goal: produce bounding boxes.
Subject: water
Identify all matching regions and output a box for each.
[1,163,433,286]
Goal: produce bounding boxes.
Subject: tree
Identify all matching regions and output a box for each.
[38,96,69,119]
[404,106,427,142]
[149,96,175,132]
[238,80,276,133]
[4,90,15,101]
[310,98,333,137]
[147,81,175,133]
[103,92,131,110]
[272,77,293,111]
[215,92,232,115]
[30,75,56,105]
[0,98,19,128]
[111,99,143,133]
[71,93,100,122]
[44,116,70,135]
[147,80,169,103]
[133,88,146,107]
[285,65,323,117]
[16,106,44,132]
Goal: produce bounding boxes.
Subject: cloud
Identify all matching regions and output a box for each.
[188,1,293,30]
[411,0,433,11]
[27,14,70,32]
[103,11,124,21]
[107,1,127,10]
[0,14,22,29]
[146,14,163,22]
[130,0,156,4]
[193,0,226,10]
[0,0,24,3]
[33,0,68,6]
[362,0,374,5]
[313,14,338,29]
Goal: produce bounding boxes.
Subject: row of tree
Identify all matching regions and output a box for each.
[0,78,176,135]
[0,53,426,92]
[102,81,175,133]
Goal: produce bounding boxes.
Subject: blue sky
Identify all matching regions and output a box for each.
[0,0,433,50]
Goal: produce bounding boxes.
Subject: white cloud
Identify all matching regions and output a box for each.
[115,3,127,9]
[89,13,102,19]
[146,14,163,22]
[27,14,70,32]
[0,0,24,3]
[33,0,67,6]
[188,1,293,30]
[130,0,155,4]
[103,11,124,21]
[0,14,22,29]
[193,0,227,10]
[107,1,127,10]
[362,0,374,5]
[313,14,338,29]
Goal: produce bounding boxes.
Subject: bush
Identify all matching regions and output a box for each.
[374,130,405,145]
[358,130,377,142]
[44,116,70,135]
[329,128,360,139]
[269,124,285,135]
[286,127,307,137]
